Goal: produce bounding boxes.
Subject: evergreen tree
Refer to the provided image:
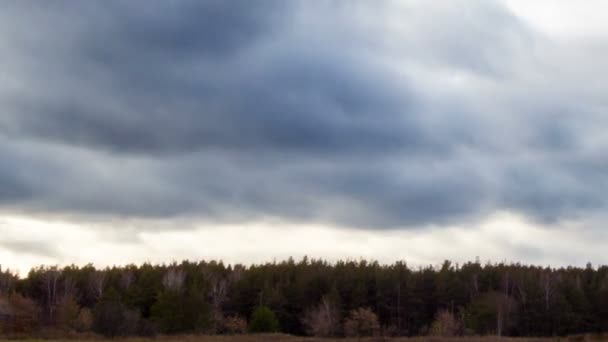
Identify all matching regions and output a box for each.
[249,306,280,333]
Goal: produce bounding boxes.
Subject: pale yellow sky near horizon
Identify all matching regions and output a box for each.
[1,211,605,275]
[2,1,608,275]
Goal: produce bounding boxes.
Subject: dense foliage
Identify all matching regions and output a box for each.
[248,306,279,333]
[1,258,608,337]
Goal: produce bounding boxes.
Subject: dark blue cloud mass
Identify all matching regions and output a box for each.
[1,0,608,228]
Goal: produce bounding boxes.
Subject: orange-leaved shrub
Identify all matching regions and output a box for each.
[222,315,247,334]
[429,309,463,337]
[343,307,380,337]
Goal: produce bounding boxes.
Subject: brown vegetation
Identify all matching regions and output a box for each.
[428,310,463,337]
[301,297,341,337]
[0,294,40,334]
[221,315,247,335]
[1,334,608,342]
[5,259,608,338]
[343,307,381,337]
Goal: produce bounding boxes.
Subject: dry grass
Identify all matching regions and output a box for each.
[2,334,608,342]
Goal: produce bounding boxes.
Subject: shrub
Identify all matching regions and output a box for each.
[93,301,126,337]
[249,306,280,333]
[381,324,398,337]
[138,319,158,337]
[429,309,463,337]
[151,289,212,334]
[93,301,140,338]
[301,297,340,337]
[56,296,80,331]
[2,294,41,334]
[343,307,380,337]
[222,315,247,334]
[93,301,145,337]
[122,308,141,336]
[465,291,517,336]
[73,308,93,332]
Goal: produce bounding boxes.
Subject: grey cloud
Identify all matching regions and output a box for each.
[0,223,59,258]
[0,0,607,229]
[0,169,31,203]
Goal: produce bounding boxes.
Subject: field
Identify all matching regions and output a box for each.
[2,335,607,342]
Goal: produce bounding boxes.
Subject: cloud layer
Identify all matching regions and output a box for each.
[1,0,608,233]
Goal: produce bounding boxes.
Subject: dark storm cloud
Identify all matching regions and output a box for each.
[1,0,608,228]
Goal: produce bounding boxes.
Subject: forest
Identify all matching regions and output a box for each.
[1,258,608,338]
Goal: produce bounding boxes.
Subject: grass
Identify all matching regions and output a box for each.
[2,334,608,342]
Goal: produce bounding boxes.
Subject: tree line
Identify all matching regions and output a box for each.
[1,258,608,337]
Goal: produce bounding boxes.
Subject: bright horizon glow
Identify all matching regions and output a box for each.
[505,0,608,38]
[1,211,605,275]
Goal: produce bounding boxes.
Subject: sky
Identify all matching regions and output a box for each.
[1,0,608,274]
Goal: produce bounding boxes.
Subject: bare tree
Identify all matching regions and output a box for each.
[302,296,340,337]
[56,294,80,331]
[206,265,246,333]
[89,270,107,300]
[208,273,228,332]
[41,267,61,320]
[515,274,527,306]
[488,292,517,337]
[501,270,515,336]
[119,270,135,291]
[0,265,16,296]
[62,276,78,301]
[540,270,559,311]
[472,273,479,296]
[429,309,463,337]
[229,264,245,283]
[344,307,380,337]
[162,267,186,293]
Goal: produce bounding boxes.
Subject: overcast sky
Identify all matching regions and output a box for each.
[2,0,608,274]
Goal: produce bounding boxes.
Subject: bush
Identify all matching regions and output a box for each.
[122,308,141,336]
[92,301,143,337]
[2,294,41,334]
[429,309,463,337]
[465,291,517,336]
[56,296,80,331]
[151,290,211,334]
[93,301,126,337]
[222,315,247,334]
[301,297,340,337]
[249,306,279,333]
[138,319,158,337]
[381,324,398,337]
[343,307,380,337]
[73,308,93,332]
